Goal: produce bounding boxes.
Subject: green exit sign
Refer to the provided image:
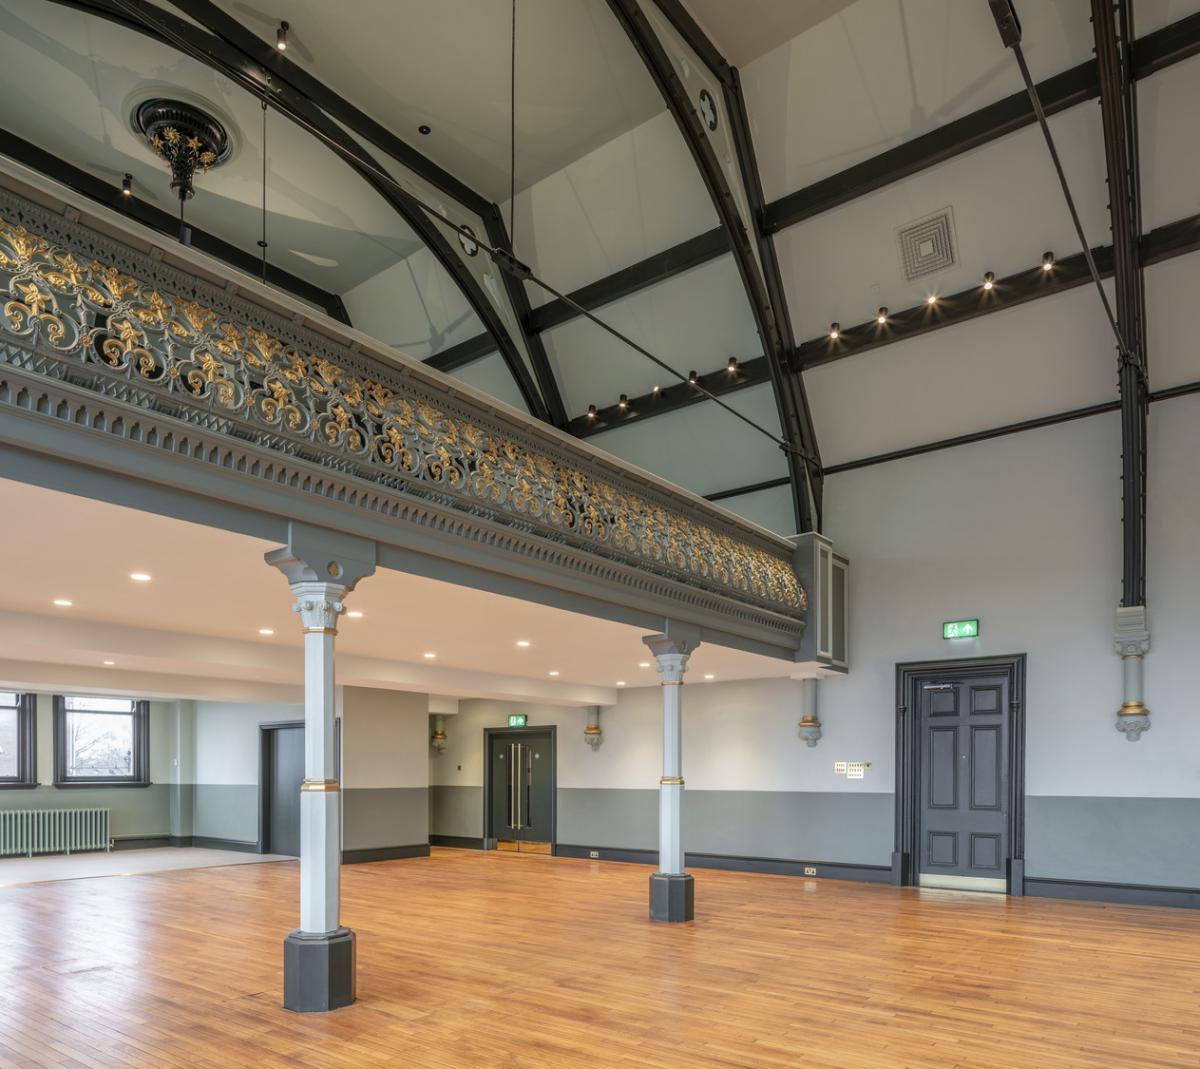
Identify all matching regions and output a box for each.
[507,714,527,728]
[943,619,980,639]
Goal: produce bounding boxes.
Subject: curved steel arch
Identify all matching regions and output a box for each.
[48,0,562,423]
[605,0,823,533]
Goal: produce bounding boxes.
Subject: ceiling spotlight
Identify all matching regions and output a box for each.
[727,357,738,372]
[688,370,698,385]
[876,307,888,325]
[129,573,152,582]
[516,639,531,648]
[704,673,715,680]
[829,322,840,340]
[121,173,132,197]
[618,394,629,410]
[638,661,651,668]
[423,652,437,659]
[103,660,115,666]
[346,610,364,619]
[258,628,274,636]
[1042,251,1055,271]
[652,384,662,395]
[586,404,597,420]
[53,598,73,607]
[276,20,289,51]
[983,271,995,290]
[616,681,626,687]
[926,294,938,306]
[548,670,560,677]
[418,124,432,136]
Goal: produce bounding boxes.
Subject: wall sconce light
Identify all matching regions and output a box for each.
[431,713,447,754]
[584,707,603,750]
[797,678,822,748]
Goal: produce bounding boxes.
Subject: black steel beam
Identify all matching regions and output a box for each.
[607,0,820,532]
[425,331,497,374]
[566,211,1200,439]
[54,0,550,421]
[481,205,568,426]
[1093,0,1149,608]
[705,379,1200,500]
[763,11,1200,235]
[0,127,348,322]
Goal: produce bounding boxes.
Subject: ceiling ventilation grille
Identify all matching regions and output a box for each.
[896,207,957,281]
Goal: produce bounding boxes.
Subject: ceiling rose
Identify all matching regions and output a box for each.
[132,97,231,203]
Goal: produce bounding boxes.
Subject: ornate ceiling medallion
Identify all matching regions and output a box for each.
[132,98,231,203]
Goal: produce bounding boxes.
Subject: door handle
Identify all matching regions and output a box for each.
[516,743,525,830]
[508,741,518,830]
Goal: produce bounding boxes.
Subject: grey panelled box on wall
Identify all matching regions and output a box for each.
[791,532,849,673]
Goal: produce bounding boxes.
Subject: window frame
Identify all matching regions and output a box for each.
[0,692,37,789]
[53,695,151,788]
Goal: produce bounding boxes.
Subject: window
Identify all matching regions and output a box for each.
[53,695,150,787]
[0,692,36,788]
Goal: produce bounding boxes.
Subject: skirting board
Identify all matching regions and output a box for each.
[342,844,430,865]
[112,835,172,851]
[1024,877,1200,910]
[554,844,893,884]
[430,835,486,850]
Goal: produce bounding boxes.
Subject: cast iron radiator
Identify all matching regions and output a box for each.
[0,808,111,857]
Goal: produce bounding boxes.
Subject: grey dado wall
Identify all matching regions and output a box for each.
[0,694,175,842]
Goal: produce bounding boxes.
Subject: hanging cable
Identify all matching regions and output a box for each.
[259,96,269,283]
[988,0,1132,363]
[105,0,802,456]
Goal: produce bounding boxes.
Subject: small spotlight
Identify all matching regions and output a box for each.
[53,598,73,607]
[926,294,938,306]
[346,610,364,619]
[1042,251,1055,271]
[423,652,437,659]
[516,639,531,648]
[652,384,661,395]
[727,357,738,372]
[704,674,715,680]
[688,370,698,385]
[258,628,274,636]
[983,271,995,291]
[876,307,888,325]
[616,681,626,687]
[638,661,651,668]
[121,174,132,197]
[617,394,629,410]
[586,404,597,420]
[129,572,152,582]
[829,322,840,340]
[418,124,432,136]
[103,660,115,666]
[276,20,289,51]
[548,670,560,677]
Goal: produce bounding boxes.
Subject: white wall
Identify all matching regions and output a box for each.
[340,686,429,790]
[193,700,300,786]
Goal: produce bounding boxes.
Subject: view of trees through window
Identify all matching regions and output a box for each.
[63,696,135,778]
[0,692,18,779]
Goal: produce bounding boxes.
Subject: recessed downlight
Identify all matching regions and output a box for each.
[53,598,73,607]
[638,661,651,668]
[103,660,115,666]
[423,652,437,660]
[616,681,626,687]
[129,573,152,583]
[516,640,531,648]
[548,670,560,677]
[704,674,715,680]
[346,610,364,619]
[258,628,274,636]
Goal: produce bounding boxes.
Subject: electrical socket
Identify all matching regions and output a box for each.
[589,850,600,859]
[804,866,817,876]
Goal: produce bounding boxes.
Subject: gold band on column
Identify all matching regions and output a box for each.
[302,626,339,635]
[660,776,684,785]
[660,680,683,687]
[300,778,340,792]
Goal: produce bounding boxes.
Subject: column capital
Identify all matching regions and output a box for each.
[265,521,377,591]
[290,581,348,633]
[643,628,701,683]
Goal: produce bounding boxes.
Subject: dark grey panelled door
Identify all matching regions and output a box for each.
[919,673,1009,887]
[267,725,304,857]
[488,730,554,854]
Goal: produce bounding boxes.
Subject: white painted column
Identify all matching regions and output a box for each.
[292,581,346,935]
[656,651,688,875]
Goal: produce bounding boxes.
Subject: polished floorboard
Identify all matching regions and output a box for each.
[0,847,1197,1068]
[0,847,288,887]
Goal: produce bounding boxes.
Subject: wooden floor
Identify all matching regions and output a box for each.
[1,849,1197,1068]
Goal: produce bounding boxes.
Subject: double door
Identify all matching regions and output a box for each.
[488,730,553,854]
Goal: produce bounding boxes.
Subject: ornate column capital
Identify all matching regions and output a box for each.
[290,581,348,633]
[643,626,701,683]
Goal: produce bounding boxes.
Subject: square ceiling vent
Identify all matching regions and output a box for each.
[896,207,957,281]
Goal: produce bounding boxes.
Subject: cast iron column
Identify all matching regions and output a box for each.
[267,524,376,1011]
[644,630,699,921]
